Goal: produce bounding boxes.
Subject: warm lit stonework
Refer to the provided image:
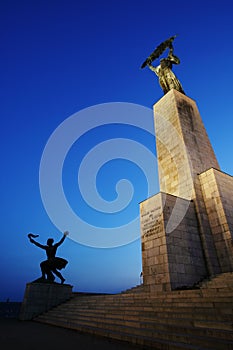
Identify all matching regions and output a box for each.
[199,168,233,272]
[140,89,233,292]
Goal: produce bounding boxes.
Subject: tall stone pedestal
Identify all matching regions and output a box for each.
[19,281,73,320]
[140,89,233,292]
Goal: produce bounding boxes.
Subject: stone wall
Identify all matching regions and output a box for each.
[19,282,73,320]
[140,192,207,292]
[153,89,219,200]
[140,193,170,292]
[199,168,233,272]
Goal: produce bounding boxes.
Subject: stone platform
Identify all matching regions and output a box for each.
[34,272,233,349]
[19,279,73,320]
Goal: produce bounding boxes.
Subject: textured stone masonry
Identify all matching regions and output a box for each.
[19,281,73,320]
[140,89,233,291]
[140,192,207,291]
[199,168,233,272]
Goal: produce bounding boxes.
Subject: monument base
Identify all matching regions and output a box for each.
[19,280,73,320]
[140,90,233,293]
[140,192,208,292]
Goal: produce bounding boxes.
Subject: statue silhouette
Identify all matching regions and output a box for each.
[28,231,69,284]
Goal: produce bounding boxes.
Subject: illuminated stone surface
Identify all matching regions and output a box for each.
[140,89,233,291]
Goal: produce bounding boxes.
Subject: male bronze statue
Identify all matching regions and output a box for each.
[28,231,69,284]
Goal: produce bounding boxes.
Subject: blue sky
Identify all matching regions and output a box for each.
[1,0,233,301]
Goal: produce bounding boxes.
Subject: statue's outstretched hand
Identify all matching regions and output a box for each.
[28,233,39,242]
[64,231,69,236]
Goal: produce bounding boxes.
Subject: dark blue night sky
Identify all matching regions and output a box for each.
[1,0,233,301]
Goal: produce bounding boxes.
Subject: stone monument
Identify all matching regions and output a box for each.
[19,231,73,320]
[140,36,233,293]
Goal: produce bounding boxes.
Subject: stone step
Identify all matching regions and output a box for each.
[57,301,232,317]
[122,285,233,295]
[121,285,145,293]
[201,281,233,287]
[68,291,233,302]
[68,298,233,307]
[49,306,233,323]
[54,308,232,322]
[121,273,233,294]
[122,288,233,297]
[35,317,203,350]
[34,272,233,349]
[39,308,233,335]
[71,289,233,301]
[92,295,233,304]
[35,314,233,350]
[59,298,233,310]
[199,273,233,288]
[119,293,233,301]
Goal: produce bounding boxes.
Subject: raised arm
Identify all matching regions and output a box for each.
[28,234,46,249]
[147,63,160,77]
[55,231,69,247]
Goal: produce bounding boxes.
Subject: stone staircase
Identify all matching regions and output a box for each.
[34,272,233,349]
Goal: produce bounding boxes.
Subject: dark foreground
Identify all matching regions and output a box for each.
[0,318,145,350]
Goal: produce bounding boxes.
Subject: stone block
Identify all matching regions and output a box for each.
[199,168,233,272]
[19,280,73,320]
[140,192,207,290]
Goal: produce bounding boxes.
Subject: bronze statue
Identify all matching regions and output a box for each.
[28,231,69,284]
[141,35,185,95]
